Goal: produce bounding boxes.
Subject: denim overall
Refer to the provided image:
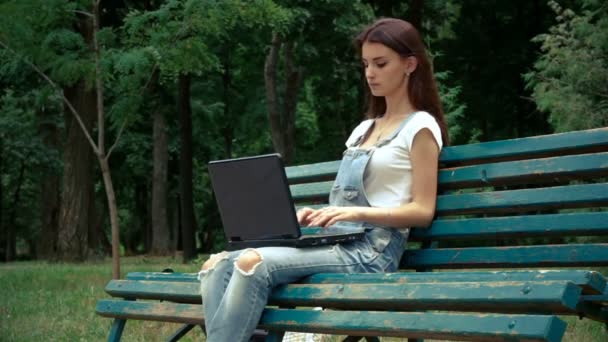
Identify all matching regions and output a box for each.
[199,116,413,342]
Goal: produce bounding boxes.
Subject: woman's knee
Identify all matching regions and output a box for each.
[235,249,263,275]
[201,251,230,271]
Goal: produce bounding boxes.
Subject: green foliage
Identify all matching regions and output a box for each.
[524,0,608,132]
[435,70,471,144]
[0,0,94,87]
[3,0,592,257]
[0,89,62,246]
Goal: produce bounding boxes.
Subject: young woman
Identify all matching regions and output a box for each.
[198,18,448,342]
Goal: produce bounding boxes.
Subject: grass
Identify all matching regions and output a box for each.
[0,256,206,342]
[0,257,606,341]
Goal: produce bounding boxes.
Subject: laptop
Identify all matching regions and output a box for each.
[208,153,365,249]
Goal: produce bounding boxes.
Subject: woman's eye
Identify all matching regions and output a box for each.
[377,63,387,68]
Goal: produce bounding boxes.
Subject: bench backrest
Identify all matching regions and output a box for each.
[286,128,608,271]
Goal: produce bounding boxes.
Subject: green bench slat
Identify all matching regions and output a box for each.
[403,243,608,269]
[439,152,608,189]
[260,308,567,342]
[283,128,608,183]
[410,212,608,241]
[270,281,582,313]
[96,299,204,325]
[291,180,334,202]
[126,272,198,282]
[439,127,608,166]
[96,300,567,342]
[285,160,341,184]
[582,295,608,303]
[436,183,608,216]
[105,279,582,313]
[106,280,199,303]
[302,270,606,294]
[292,182,608,212]
[123,269,606,294]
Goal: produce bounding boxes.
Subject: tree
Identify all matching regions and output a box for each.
[1,0,126,278]
[524,0,608,132]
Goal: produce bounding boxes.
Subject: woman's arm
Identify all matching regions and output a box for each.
[305,128,440,229]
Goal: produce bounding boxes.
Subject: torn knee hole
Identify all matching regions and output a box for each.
[235,249,263,275]
[201,251,230,271]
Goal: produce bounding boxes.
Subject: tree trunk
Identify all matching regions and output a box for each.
[6,160,26,261]
[37,108,61,260]
[56,9,97,262]
[150,108,171,255]
[136,182,151,253]
[98,156,120,277]
[264,34,302,165]
[87,193,111,257]
[282,42,302,164]
[221,46,233,158]
[57,80,96,261]
[88,198,111,256]
[178,73,197,262]
[264,34,284,157]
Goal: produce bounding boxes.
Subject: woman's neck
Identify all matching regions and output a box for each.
[383,94,415,119]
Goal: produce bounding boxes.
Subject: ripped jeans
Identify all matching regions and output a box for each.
[198,228,405,342]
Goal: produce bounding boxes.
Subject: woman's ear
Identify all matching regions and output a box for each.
[406,56,418,75]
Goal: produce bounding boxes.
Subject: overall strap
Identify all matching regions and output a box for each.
[375,112,418,148]
[348,120,374,148]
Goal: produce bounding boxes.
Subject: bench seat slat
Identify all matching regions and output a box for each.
[302,270,606,293]
[124,269,606,294]
[105,280,582,313]
[261,309,567,342]
[106,280,199,303]
[439,127,608,166]
[410,212,608,241]
[96,299,204,325]
[96,300,567,342]
[127,269,606,290]
[126,272,199,282]
[403,243,608,269]
[270,281,581,313]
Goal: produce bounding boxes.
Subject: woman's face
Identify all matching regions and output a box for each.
[361,41,409,98]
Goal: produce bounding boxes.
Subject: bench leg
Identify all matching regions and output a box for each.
[264,331,284,341]
[166,324,197,342]
[107,319,126,342]
[342,337,380,342]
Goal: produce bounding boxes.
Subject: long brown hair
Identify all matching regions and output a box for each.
[355,18,449,146]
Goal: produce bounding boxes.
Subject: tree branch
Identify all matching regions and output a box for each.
[92,0,105,155]
[106,119,127,161]
[70,10,93,17]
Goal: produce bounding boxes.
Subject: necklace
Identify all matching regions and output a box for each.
[374,114,408,142]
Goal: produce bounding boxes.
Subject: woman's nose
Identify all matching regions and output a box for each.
[365,68,374,79]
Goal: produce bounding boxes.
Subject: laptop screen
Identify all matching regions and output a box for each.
[208,154,301,242]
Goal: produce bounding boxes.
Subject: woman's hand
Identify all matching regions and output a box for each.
[306,206,363,228]
[296,207,317,226]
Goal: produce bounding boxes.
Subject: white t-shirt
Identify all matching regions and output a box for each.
[345,111,443,207]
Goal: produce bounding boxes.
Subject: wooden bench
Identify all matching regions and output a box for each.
[96,127,608,341]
